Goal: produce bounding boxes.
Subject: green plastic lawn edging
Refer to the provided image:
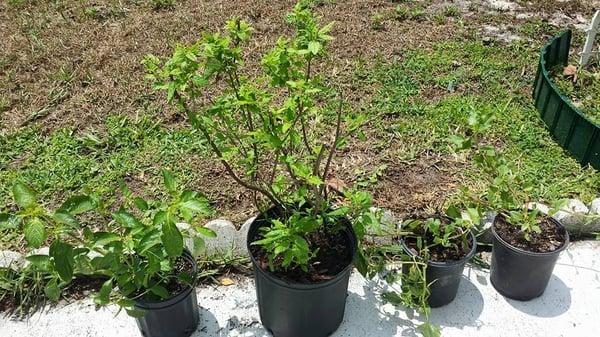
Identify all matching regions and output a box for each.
[533,30,600,170]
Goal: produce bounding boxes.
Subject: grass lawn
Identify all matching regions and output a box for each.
[1,0,599,251]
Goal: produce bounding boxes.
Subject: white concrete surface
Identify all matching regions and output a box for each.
[1,241,598,337]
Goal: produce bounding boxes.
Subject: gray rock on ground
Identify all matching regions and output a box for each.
[0,250,24,270]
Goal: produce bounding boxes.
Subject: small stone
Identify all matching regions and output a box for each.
[0,250,24,270]
[474,211,497,245]
[32,246,50,256]
[585,198,600,234]
[554,199,590,235]
[204,219,247,256]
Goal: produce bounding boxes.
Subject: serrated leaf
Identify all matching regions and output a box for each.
[59,195,96,215]
[50,240,74,282]
[161,221,183,258]
[24,218,46,248]
[12,183,37,209]
[52,211,80,228]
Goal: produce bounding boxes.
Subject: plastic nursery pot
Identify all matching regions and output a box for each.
[490,216,569,301]
[401,231,477,308]
[247,206,358,337]
[134,250,199,337]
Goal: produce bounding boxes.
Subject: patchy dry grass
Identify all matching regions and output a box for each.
[1,0,600,251]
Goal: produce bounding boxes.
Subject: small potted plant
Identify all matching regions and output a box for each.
[143,3,378,337]
[453,110,569,300]
[5,171,215,337]
[380,210,477,337]
[399,211,477,307]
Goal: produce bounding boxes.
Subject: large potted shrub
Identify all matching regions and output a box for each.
[453,109,569,300]
[143,3,378,336]
[4,172,215,337]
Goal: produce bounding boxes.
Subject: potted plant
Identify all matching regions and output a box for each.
[399,212,477,307]
[380,210,477,337]
[452,109,569,300]
[4,171,215,337]
[143,3,378,337]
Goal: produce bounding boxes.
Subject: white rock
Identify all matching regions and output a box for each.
[31,246,49,256]
[589,198,600,214]
[485,0,520,11]
[0,250,24,269]
[554,199,591,235]
[204,219,248,256]
[474,211,497,244]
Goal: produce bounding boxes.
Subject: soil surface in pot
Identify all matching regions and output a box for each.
[404,219,472,262]
[251,220,353,284]
[495,216,566,253]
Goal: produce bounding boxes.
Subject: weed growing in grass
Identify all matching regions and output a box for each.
[149,0,175,10]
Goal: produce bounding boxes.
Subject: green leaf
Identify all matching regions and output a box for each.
[94,279,113,305]
[0,213,18,230]
[133,197,149,211]
[162,170,177,193]
[12,183,37,209]
[354,249,369,277]
[125,308,146,317]
[196,226,217,238]
[59,195,96,215]
[445,205,461,219]
[308,41,321,55]
[25,254,52,270]
[23,218,46,248]
[150,285,169,299]
[417,323,441,337]
[161,221,183,258]
[52,211,80,228]
[192,236,206,256]
[50,240,75,282]
[93,232,121,246]
[179,199,210,215]
[44,279,61,301]
[112,210,143,228]
[381,291,403,305]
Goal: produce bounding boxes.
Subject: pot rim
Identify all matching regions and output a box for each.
[491,214,570,257]
[400,230,477,267]
[246,207,358,290]
[134,250,197,310]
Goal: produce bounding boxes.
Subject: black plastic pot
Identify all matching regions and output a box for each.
[401,231,477,308]
[247,208,357,337]
[490,216,569,301]
[134,250,199,337]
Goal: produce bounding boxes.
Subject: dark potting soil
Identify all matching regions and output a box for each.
[138,255,195,302]
[404,221,472,262]
[494,215,566,253]
[250,219,353,284]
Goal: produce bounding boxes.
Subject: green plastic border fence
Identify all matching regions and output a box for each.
[533,29,600,170]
